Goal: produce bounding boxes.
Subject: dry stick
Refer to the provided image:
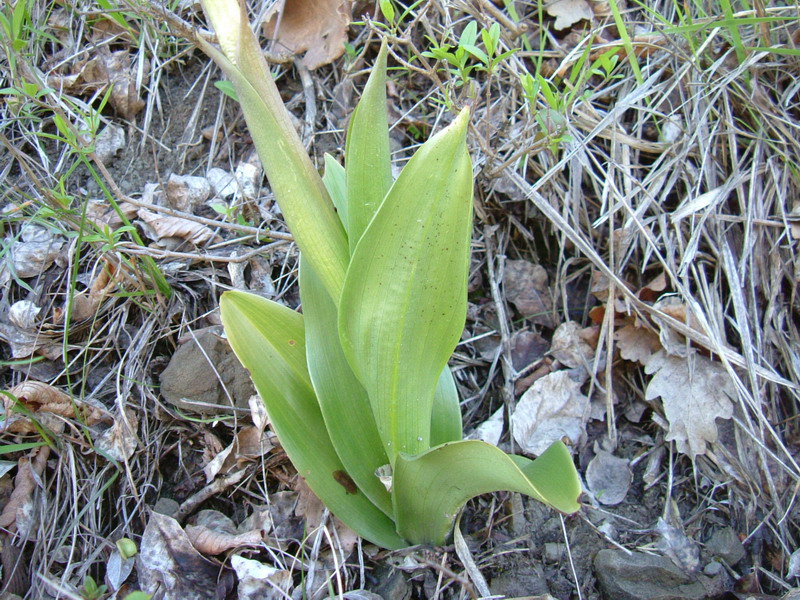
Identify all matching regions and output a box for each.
[483,225,516,413]
[119,240,290,264]
[174,468,249,524]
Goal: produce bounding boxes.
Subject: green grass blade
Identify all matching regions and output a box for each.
[339,108,473,461]
[430,368,462,446]
[220,291,405,549]
[299,257,393,516]
[345,41,393,251]
[199,1,348,301]
[393,440,581,545]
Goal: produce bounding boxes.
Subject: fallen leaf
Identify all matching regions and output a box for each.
[185,510,265,555]
[8,301,41,329]
[550,321,602,380]
[56,263,118,323]
[465,406,505,446]
[545,0,594,30]
[614,323,662,365]
[203,425,273,482]
[644,350,736,457]
[262,0,352,69]
[0,445,50,539]
[656,513,700,574]
[511,370,590,455]
[638,271,668,302]
[9,225,64,278]
[510,329,549,370]
[652,296,703,357]
[105,549,135,592]
[4,381,112,428]
[232,555,293,600]
[504,259,554,327]
[137,511,222,600]
[95,409,139,462]
[137,208,221,246]
[585,449,632,505]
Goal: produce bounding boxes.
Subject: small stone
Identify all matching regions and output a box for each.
[706,527,746,566]
[372,568,411,600]
[594,549,708,600]
[207,167,237,199]
[544,542,566,562]
[94,124,126,163]
[152,497,180,516]
[165,174,211,212]
[703,560,723,576]
[159,326,255,414]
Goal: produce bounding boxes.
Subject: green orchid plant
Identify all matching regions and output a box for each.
[197,0,581,549]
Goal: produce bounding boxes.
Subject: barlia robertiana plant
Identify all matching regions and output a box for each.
[197,0,581,548]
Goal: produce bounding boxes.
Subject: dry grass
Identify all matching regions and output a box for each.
[1,0,799,598]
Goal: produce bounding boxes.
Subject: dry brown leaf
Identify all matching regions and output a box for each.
[138,511,223,600]
[550,320,601,378]
[185,510,265,555]
[232,555,293,600]
[0,445,50,536]
[511,370,590,455]
[294,476,327,531]
[9,225,64,278]
[262,0,352,69]
[504,259,554,327]
[638,271,668,302]
[545,0,593,30]
[614,323,662,365]
[47,50,146,119]
[5,381,111,427]
[137,208,221,246]
[645,350,736,457]
[95,409,139,462]
[55,263,118,323]
[585,449,632,505]
[203,425,273,482]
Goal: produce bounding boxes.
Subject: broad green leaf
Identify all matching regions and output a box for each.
[220,291,405,549]
[392,440,581,545]
[431,368,462,446]
[199,0,348,301]
[345,41,392,251]
[299,257,393,516]
[322,154,347,231]
[339,108,473,461]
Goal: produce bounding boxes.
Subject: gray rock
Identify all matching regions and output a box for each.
[594,549,708,600]
[490,563,549,597]
[372,569,411,600]
[160,327,255,414]
[706,527,746,566]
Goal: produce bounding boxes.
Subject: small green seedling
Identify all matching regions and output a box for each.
[198,0,581,548]
[422,21,482,86]
[80,575,107,600]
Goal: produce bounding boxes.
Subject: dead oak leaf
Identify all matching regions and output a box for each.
[615,323,662,365]
[262,0,351,70]
[504,259,554,327]
[644,350,735,458]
